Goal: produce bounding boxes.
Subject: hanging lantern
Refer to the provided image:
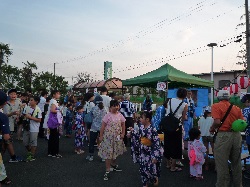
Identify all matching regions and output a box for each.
[223,87,229,91]
[229,83,240,94]
[214,90,218,96]
[237,76,249,89]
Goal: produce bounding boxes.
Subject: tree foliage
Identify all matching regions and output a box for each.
[1,62,68,95]
[75,71,94,83]
[0,43,13,63]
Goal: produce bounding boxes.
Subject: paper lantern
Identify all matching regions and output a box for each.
[229,83,240,94]
[214,90,218,96]
[237,76,248,89]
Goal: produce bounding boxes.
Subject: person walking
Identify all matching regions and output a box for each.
[38,90,48,138]
[210,90,244,187]
[120,93,136,147]
[163,88,188,172]
[183,90,195,140]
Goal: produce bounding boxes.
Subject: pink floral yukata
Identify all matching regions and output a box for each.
[188,139,207,177]
[98,112,126,159]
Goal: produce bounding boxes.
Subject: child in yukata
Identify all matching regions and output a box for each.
[130,111,163,187]
[188,128,207,180]
[74,105,85,154]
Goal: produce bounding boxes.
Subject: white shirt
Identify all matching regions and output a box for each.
[166,98,187,125]
[84,101,95,113]
[38,96,46,112]
[26,106,42,132]
[198,116,214,137]
[101,95,111,113]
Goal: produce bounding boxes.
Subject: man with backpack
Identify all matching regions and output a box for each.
[210,90,244,187]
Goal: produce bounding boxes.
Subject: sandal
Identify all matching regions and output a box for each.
[170,167,182,172]
[1,177,12,185]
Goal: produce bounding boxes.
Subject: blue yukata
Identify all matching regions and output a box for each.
[74,113,85,149]
[151,105,166,131]
[242,107,250,147]
[65,109,74,135]
[131,124,163,186]
[183,97,195,140]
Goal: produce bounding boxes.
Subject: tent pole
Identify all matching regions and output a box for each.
[165,82,168,101]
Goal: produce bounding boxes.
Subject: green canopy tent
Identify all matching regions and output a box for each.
[122,63,214,88]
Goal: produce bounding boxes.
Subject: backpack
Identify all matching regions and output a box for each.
[84,103,93,125]
[160,99,183,132]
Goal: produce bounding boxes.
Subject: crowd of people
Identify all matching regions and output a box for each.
[0,86,249,187]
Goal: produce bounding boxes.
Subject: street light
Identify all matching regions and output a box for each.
[207,43,217,106]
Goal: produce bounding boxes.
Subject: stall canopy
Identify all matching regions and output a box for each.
[122,63,213,88]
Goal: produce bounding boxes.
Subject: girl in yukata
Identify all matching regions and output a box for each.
[130,111,163,187]
[188,128,207,180]
[74,105,85,154]
[98,100,126,181]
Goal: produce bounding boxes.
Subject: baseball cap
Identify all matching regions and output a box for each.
[204,106,211,113]
[0,91,8,106]
[94,95,103,105]
[217,90,230,100]
[8,88,17,95]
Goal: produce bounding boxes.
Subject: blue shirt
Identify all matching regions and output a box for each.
[183,98,195,118]
[65,109,74,125]
[242,107,250,144]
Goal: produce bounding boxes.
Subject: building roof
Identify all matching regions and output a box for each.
[73,78,122,90]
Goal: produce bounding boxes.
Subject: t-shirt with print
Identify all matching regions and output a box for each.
[84,101,95,114]
[26,106,42,132]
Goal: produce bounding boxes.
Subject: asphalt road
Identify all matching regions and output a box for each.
[2,135,249,187]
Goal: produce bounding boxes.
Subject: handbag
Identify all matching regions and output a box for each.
[213,104,233,143]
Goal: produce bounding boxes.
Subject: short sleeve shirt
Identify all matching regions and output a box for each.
[26,106,42,132]
[211,100,244,131]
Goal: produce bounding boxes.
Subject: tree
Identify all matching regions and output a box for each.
[32,71,68,95]
[1,63,21,90]
[0,43,13,88]
[235,13,249,68]
[18,61,38,91]
[75,72,94,83]
[142,87,148,96]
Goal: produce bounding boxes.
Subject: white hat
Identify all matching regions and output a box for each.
[205,106,211,112]
[217,90,230,100]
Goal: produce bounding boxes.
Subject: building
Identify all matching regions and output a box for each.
[193,70,246,90]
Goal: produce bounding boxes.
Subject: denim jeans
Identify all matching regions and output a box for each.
[89,131,99,155]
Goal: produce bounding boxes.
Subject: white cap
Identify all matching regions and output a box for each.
[205,106,211,112]
[217,90,230,100]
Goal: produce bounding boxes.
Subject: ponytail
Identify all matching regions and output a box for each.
[98,102,104,110]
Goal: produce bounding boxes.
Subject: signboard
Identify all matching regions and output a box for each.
[94,88,98,93]
[157,82,166,91]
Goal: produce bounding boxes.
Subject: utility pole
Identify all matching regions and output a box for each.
[0,49,3,89]
[54,63,56,79]
[246,0,250,92]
